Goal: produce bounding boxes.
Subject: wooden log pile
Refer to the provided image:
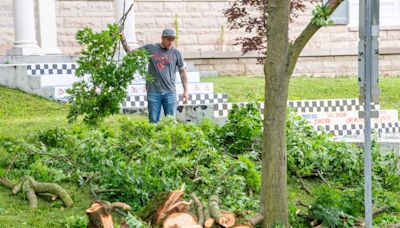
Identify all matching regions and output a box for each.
[136,188,261,228]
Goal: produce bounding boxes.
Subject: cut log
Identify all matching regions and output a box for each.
[140,189,185,225]
[204,217,215,228]
[86,200,131,228]
[86,202,114,228]
[221,210,236,227]
[162,212,199,228]
[204,204,215,227]
[208,195,235,227]
[234,225,253,228]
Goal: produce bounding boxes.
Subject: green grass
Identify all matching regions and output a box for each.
[0,184,92,227]
[202,75,400,112]
[0,86,68,140]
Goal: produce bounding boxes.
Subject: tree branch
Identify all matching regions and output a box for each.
[5,153,19,179]
[288,0,345,74]
[296,171,312,195]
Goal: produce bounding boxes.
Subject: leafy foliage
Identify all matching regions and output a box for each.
[309,186,360,227]
[5,117,260,213]
[67,24,150,126]
[2,105,399,226]
[212,103,262,154]
[286,113,364,186]
[311,5,333,26]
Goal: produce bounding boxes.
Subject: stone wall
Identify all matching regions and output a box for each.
[0,0,400,76]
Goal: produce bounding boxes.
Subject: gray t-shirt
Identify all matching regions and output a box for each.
[142,43,185,93]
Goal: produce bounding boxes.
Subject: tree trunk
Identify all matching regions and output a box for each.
[261,0,290,227]
[259,0,345,227]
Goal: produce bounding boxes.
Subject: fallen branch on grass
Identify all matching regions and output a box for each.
[0,175,73,209]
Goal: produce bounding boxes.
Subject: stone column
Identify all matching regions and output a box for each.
[114,0,138,50]
[7,0,42,56]
[38,0,62,55]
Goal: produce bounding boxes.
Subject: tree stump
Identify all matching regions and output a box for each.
[86,200,131,228]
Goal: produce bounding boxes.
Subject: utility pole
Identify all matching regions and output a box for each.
[358,0,380,227]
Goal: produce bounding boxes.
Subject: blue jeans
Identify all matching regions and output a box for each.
[147,91,176,123]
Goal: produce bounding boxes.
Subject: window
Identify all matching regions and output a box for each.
[323,0,349,24]
[323,0,400,27]
[348,0,400,27]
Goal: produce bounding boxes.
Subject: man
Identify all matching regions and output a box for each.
[121,28,188,123]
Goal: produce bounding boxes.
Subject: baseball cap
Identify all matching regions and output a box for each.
[162,28,176,38]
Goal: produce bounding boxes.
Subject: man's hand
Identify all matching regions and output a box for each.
[179,69,189,104]
[183,90,189,104]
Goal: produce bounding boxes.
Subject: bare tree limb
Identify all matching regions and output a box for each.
[317,170,331,188]
[5,153,19,179]
[295,171,312,195]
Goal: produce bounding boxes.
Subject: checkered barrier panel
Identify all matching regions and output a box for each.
[288,98,380,113]
[27,63,76,75]
[213,102,264,118]
[212,100,400,137]
[315,122,400,136]
[177,93,228,105]
[121,93,228,109]
[214,99,380,118]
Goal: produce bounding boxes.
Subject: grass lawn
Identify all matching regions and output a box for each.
[202,75,400,112]
[1,76,399,227]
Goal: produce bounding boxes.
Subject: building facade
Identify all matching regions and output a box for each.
[0,0,400,76]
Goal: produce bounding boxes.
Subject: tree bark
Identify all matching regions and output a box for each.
[0,176,73,209]
[261,0,290,226]
[13,176,73,208]
[190,193,205,226]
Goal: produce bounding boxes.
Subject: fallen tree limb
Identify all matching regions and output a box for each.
[9,176,73,209]
[204,204,215,228]
[0,176,14,190]
[5,153,19,179]
[94,189,122,194]
[208,195,235,227]
[296,171,312,195]
[190,193,205,226]
[373,205,390,217]
[296,200,311,209]
[317,170,331,188]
